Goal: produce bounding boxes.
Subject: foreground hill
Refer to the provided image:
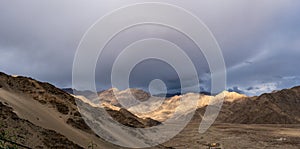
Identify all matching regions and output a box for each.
[0,72,162,148]
[0,101,82,148]
[0,72,118,148]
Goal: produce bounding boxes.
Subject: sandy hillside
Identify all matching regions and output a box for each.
[0,72,121,148]
[0,101,82,148]
[0,72,167,148]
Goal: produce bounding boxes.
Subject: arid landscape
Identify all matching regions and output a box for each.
[0,72,299,148]
[1,1,300,149]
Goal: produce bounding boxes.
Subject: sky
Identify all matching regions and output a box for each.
[0,0,300,96]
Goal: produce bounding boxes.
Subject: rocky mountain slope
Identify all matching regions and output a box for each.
[0,101,82,148]
[0,72,161,148]
[96,89,247,122]
[96,85,300,124]
[212,86,300,124]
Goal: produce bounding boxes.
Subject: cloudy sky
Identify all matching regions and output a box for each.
[1,0,300,96]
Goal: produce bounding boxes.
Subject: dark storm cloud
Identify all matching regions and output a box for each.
[0,0,109,87]
[228,86,244,94]
[0,0,300,95]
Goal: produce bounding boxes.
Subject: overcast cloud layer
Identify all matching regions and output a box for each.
[1,0,300,96]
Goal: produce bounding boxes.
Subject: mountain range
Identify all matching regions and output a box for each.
[0,72,299,148]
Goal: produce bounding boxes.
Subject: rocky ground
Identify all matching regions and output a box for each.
[0,101,82,148]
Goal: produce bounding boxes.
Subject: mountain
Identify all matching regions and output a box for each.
[95,88,247,122]
[0,72,162,148]
[96,86,300,124]
[97,88,151,106]
[211,86,300,124]
[81,85,300,148]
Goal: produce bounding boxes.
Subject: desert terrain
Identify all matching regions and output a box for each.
[0,72,299,148]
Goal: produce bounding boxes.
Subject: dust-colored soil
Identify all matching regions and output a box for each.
[164,123,300,149]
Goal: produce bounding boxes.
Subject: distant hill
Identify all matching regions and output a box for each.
[61,88,73,94]
[154,91,211,98]
[95,85,300,124]
[212,86,300,124]
[61,88,96,98]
